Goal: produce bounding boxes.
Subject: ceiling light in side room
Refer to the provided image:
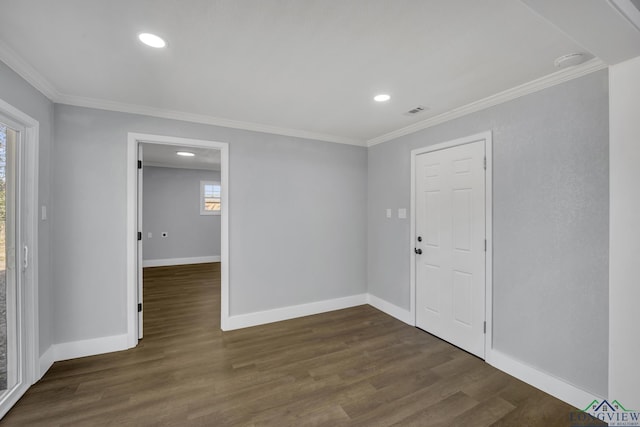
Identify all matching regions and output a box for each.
[138,33,167,48]
[554,53,587,69]
[374,94,391,102]
[176,151,195,157]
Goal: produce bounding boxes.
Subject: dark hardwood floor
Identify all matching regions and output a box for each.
[1,263,601,426]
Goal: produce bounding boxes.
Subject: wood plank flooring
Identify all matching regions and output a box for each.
[1,263,602,426]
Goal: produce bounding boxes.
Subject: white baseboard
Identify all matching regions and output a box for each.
[38,295,599,415]
[53,333,131,362]
[487,349,603,409]
[224,293,368,331]
[364,294,602,410]
[367,294,414,325]
[38,346,55,380]
[143,255,221,267]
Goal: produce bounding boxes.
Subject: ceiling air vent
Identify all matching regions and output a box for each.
[404,105,429,116]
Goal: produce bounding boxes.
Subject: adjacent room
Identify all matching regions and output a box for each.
[0,0,639,425]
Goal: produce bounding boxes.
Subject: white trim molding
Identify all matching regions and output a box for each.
[367,58,606,146]
[224,294,368,331]
[0,40,60,101]
[0,98,40,416]
[38,346,55,379]
[366,291,603,410]
[366,294,413,325]
[127,133,230,342]
[59,94,364,147]
[410,131,493,359]
[38,333,141,378]
[52,334,130,363]
[0,37,606,149]
[143,256,221,268]
[35,293,602,413]
[488,350,603,410]
[0,40,363,147]
[609,0,640,32]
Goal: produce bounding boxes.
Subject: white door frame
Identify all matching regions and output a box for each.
[410,131,493,359]
[0,98,39,418]
[136,143,143,339]
[126,133,230,347]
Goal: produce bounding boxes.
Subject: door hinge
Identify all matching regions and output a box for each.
[138,160,142,169]
[484,239,487,251]
[483,157,487,170]
[137,232,142,241]
[138,303,142,312]
[484,321,486,334]
[23,246,29,270]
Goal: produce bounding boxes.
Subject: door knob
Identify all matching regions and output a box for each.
[414,248,423,255]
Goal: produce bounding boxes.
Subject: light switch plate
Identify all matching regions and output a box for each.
[398,208,407,219]
[386,209,392,218]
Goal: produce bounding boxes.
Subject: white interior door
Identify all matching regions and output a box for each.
[137,144,143,339]
[415,140,486,358]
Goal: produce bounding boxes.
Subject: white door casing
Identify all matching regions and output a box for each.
[0,99,39,419]
[126,133,230,347]
[137,144,143,339]
[412,133,491,359]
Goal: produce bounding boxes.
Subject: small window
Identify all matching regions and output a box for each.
[200,181,221,215]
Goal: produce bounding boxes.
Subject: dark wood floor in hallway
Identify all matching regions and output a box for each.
[1,263,600,426]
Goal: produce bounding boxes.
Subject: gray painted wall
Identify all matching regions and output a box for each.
[0,55,610,399]
[143,166,221,261]
[53,104,367,342]
[0,61,54,358]
[367,70,609,396]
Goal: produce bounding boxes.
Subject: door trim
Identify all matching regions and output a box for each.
[0,98,39,417]
[410,131,492,359]
[126,133,230,347]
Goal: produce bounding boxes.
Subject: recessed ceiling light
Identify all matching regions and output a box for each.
[138,33,167,48]
[176,151,195,157]
[554,53,586,69]
[374,94,391,102]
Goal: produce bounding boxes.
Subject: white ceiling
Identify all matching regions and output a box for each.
[1,1,639,146]
[141,143,220,170]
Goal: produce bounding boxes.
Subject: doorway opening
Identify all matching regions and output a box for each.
[139,143,222,338]
[126,133,229,348]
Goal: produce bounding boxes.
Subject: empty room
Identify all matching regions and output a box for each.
[0,1,638,426]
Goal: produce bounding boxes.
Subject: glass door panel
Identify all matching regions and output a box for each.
[0,121,18,396]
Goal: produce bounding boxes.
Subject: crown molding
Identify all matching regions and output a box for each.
[0,40,61,101]
[366,57,608,147]
[0,40,606,149]
[609,0,640,32]
[0,42,364,147]
[56,93,365,146]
